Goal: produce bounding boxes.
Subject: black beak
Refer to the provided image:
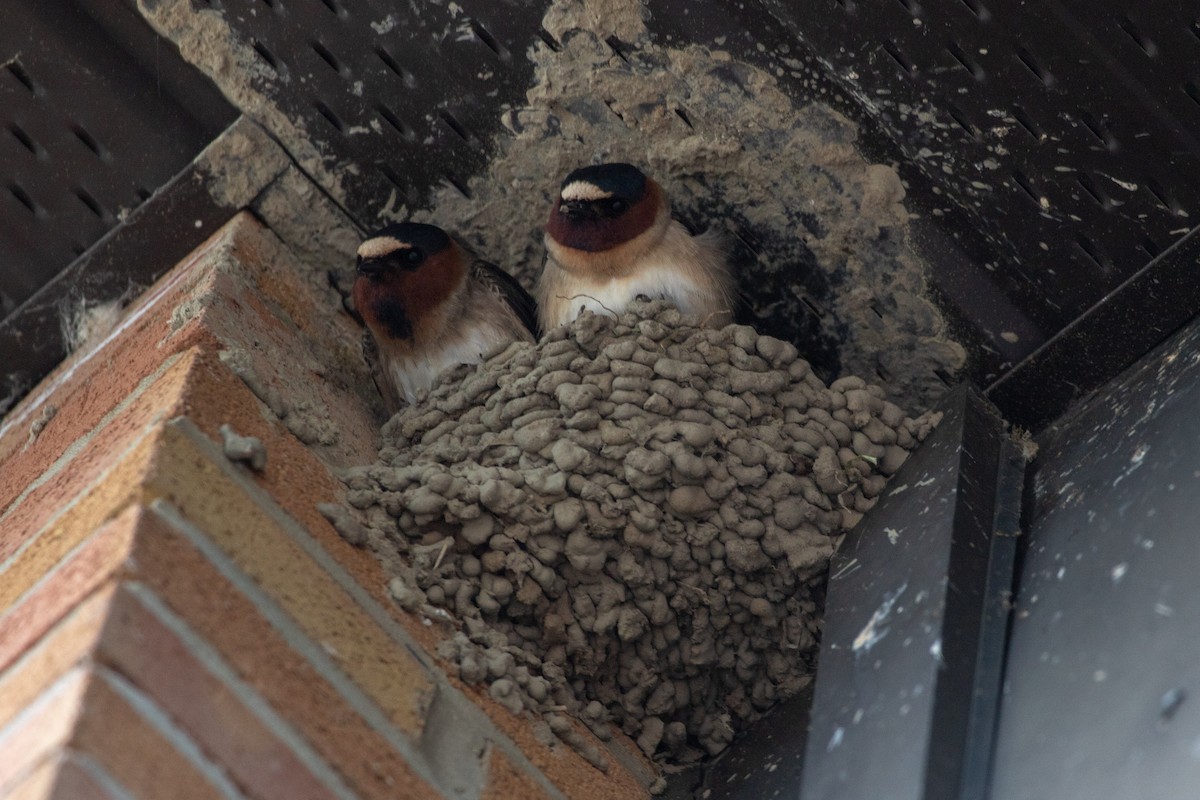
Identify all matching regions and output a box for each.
[356,258,386,277]
[560,200,591,219]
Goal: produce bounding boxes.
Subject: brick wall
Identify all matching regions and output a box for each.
[0,214,651,799]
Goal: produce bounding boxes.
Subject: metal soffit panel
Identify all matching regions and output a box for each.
[190,0,551,217]
[756,0,1200,337]
[0,0,233,315]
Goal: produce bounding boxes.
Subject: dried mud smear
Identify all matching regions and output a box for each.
[344,301,941,767]
[412,0,965,413]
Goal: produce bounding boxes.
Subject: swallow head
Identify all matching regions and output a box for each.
[545,163,669,262]
[352,222,466,343]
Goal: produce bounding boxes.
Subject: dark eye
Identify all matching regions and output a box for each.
[404,248,423,264]
[609,199,627,213]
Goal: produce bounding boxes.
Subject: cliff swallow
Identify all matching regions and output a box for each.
[354,222,538,412]
[537,162,735,330]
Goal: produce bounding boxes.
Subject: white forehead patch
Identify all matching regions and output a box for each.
[560,180,613,202]
[356,236,411,260]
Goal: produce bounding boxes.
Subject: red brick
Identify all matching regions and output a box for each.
[0,231,224,510]
[99,585,344,800]
[0,584,115,731]
[125,506,441,800]
[466,681,651,800]
[482,747,554,800]
[143,423,435,736]
[48,756,122,800]
[0,351,195,568]
[0,508,138,675]
[0,668,90,793]
[71,672,230,800]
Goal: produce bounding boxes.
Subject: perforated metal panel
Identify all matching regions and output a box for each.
[5,0,1200,427]
[755,0,1200,339]
[0,0,233,314]
[196,0,550,216]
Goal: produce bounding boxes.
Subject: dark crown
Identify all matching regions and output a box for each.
[559,163,647,204]
[357,222,452,272]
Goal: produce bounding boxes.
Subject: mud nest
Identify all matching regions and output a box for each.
[339,300,940,768]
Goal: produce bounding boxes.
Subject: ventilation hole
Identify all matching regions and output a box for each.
[1011,105,1044,141]
[833,0,858,11]
[257,0,274,6]
[252,40,279,71]
[875,366,891,383]
[8,123,42,157]
[732,229,761,256]
[376,104,413,139]
[438,110,472,143]
[314,101,345,134]
[1074,234,1108,269]
[71,243,86,256]
[1144,178,1182,215]
[1079,110,1118,150]
[1011,170,1043,206]
[1075,174,1110,209]
[318,0,345,17]
[799,295,826,319]
[537,27,563,52]
[6,61,39,95]
[1118,16,1158,57]
[894,0,921,15]
[674,108,694,129]
[934,369,955,386]
[946,41,984,79]
[75,187,107,220]
[605,35,630,63]
[1015,47,1053,86]
[71,125,108,160]
[443,173,471,199]
[374,47,415,88]
[1139,236,1162,258]
[379,166,411,200]
[8,182,41,216]
[136,187,152,201]
[947,104,979,137]
[469,19,510,60]
[959,0,990,20]
[311,41,346,75]
[1186,81,1200,108]
[882,40,917,74]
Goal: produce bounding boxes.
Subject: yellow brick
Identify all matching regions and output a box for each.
[143,423,434,735]
[0,584,116,731]
[0,668,91,792]
[0,349,202,611]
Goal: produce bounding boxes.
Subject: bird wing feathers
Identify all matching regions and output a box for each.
[471,258,541,340]
[361,327,402,416]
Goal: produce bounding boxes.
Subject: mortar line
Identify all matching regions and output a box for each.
[146,498,458,799]
[0,229,216,444]
[96,667,246,800]
[2,512,128,623]
[0,665,89,748]
[67,751,140,800]
[0,417,163,580]
[166,416,572,800]
[0,349,184,524]
[120,581,357,800]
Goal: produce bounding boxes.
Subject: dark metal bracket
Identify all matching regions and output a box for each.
[799,386,1021,800]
